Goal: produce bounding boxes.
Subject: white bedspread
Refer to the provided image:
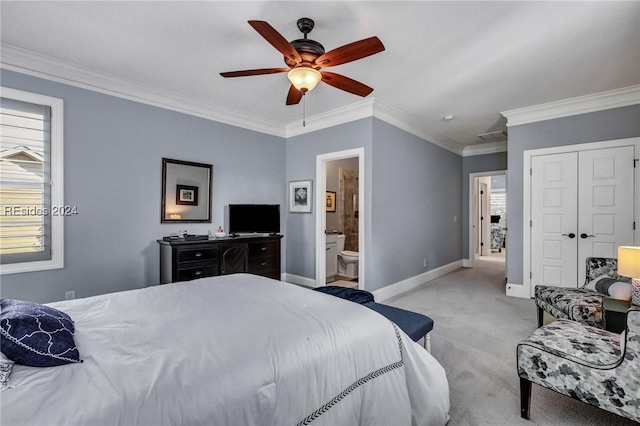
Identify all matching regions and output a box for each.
[1,274,449,426]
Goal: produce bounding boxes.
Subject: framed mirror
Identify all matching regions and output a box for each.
[161,158,212,223]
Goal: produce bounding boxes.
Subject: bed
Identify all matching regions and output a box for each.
[0,273,450,425]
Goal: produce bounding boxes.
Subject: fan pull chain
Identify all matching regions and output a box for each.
[302,93,306,127]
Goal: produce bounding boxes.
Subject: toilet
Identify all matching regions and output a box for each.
[336,234,359,279]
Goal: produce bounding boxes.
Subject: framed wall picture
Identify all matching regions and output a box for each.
[326,191,336,212]
[289,180,312,213]
[176,185,198,206]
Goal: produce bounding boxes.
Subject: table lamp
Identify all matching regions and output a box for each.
[618,246,640,305]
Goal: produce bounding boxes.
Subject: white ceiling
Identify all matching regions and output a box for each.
[1,1,639,150]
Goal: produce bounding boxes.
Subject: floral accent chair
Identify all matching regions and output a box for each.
[534,257,630,328]
[517,306,640,422]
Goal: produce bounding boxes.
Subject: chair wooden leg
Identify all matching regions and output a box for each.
[537,305,544,327]
[423,332,431,353]
[520,377,532,420]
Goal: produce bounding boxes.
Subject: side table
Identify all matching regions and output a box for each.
[603,297,632,333]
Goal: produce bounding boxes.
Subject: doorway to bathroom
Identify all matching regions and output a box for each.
[315,148,365,289]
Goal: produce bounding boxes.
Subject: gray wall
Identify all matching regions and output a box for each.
[285,119,373,279]
[285,117,463,292]
[461,152,508,259]
[369,119,462,291]
[14,70,633,301]
[506,105,640,286]
[1,69,286,303]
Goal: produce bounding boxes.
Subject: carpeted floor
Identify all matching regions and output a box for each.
[385,258,637,426]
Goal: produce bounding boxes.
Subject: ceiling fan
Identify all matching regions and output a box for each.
[220,18,385,105]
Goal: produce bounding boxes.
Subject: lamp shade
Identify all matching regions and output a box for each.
[287,67,322,92]
[618,246,640,278]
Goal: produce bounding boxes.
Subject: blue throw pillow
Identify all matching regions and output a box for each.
[0,299,81,367]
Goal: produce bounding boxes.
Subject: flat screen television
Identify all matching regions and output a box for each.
[228,204,280,235]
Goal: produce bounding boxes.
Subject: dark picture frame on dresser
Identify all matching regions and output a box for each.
[158,235,283,284]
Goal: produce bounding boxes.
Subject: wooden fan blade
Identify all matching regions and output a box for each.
[321,72,373,97]
[315,36,384,67]
[248,20,302,64]
[286,85,303,105]
[220,68,289,78]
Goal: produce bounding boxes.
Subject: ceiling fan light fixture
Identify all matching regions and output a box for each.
[288,67,322,92]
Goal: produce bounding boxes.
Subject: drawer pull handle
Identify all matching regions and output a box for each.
[261,247,267,251]
[194,252,203,257]
[261,262,267,266]
[195,270,203,276]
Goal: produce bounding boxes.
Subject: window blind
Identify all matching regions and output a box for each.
[0,97,52,264]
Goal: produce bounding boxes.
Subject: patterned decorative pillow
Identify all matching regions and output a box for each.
[0,351,14,390]
[0,299,82,367]
[585,275,632,300]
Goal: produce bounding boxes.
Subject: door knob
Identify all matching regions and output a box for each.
[580,233,595,239]
[561,233,576,238]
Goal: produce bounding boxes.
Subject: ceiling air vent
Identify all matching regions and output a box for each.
[478,130,507,141]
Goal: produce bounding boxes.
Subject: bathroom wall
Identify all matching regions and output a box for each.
[325,157,358,232]
[339,167,359,252]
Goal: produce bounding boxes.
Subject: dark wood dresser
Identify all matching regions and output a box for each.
[158,235,282,284]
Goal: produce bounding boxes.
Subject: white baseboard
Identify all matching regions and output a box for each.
[506,282,531,299]
[283,260,463,300]
[282,273,316,288]
[372,260,463,302]
[462,259,473,267]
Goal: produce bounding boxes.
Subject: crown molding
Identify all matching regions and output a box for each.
[462,140,507,157]
[285,98,375,138]
[0,44,286,138]
[285,98,464,155]
[502,85,640,127]
[372,100,464,155]
[2,43,465,154]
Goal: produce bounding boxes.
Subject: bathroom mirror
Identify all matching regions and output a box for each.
[161,158,212,223]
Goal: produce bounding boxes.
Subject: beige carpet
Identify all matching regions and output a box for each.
[384,258,636,426]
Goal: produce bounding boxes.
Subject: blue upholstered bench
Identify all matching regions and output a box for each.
[314,286,434,352]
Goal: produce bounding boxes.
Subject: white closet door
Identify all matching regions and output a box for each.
[531,152,579,291]
[577,146,635,285]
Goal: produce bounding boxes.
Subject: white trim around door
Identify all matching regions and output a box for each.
[315,148,365,288]
[467,170,507,269]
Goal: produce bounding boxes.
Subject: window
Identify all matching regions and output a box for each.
[0,87,64,274]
